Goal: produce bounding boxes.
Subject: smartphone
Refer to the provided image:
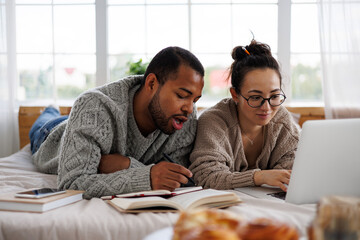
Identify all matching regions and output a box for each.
[15,188,66,199]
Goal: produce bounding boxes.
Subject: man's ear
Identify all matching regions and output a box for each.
[230,87,239,103]
[144,73,159,94]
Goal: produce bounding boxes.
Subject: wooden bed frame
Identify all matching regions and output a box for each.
[18,106,325,149]
[18,106,72,149]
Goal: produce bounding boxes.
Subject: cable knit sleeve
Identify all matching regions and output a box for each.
[189,105,258,190]
[57,93,152,199]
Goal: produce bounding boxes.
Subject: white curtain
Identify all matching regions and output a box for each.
[0,1,19,157]
[318,0,360,119]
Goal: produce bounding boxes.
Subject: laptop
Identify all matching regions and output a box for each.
[235,118,360,204]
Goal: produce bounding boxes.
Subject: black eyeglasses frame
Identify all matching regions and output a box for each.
[239,92,287,108]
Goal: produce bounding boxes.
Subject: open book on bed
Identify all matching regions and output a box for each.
[107,188,242,213]
[101,186,203,200]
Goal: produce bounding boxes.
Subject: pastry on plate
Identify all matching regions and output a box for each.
[173,208,299,240]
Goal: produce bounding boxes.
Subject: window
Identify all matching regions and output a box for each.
[15,0,96,105]
[291,0,322,106]
[108,1,279,107]
[10,0,322,107]
[0,0,7,99]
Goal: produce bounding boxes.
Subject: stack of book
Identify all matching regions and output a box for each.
[0,190,84,213]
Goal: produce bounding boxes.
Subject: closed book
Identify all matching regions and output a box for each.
[0,190,84,213]
[107,189,242,213]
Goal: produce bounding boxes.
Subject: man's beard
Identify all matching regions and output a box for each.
[148,89,175,135]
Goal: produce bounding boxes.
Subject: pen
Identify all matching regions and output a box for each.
[162,153,196,186]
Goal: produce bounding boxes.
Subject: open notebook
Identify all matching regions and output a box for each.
[107,189,241,213]
[236,118,360,204]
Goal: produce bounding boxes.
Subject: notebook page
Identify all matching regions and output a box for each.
[110,196,182,210]
[169,189,238,210]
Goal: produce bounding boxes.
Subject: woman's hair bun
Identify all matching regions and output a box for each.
[232,39,273,61]
[228,38,281,92]
[247,39,272,56]
[231,46,249,61]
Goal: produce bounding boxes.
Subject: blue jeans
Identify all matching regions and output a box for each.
[29,107,68,154]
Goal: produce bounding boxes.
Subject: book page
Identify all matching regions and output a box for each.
[102,186,203,200]
[110,196,183,211]
[169,189,240,210]
[171,186,203,196]
[114,190,171,198]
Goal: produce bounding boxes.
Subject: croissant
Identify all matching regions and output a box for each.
[173,208,244,240]
[173,209,299,240]
[238,218,299,240]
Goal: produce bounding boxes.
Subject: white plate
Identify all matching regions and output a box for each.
[143,227,173,240]
[143,226,308,240]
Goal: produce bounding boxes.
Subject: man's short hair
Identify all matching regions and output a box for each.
[142,46,204,85]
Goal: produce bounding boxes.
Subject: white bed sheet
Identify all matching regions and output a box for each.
[0,145,316,240]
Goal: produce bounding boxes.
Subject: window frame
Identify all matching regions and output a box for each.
[7,0,320,106]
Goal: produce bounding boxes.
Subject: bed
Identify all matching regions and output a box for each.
[0,106,319,240]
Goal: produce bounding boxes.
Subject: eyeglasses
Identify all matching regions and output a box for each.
[240,93,286,108]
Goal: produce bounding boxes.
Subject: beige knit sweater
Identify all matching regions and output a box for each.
[189,98,300,190]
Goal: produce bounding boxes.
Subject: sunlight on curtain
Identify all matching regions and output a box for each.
[0,1,18,157]
[318,0,360,119]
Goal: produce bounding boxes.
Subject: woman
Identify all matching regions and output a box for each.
[189,39,299,192]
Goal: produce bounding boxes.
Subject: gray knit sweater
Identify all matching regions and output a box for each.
[189,98,299,190]
[33,76,197,199]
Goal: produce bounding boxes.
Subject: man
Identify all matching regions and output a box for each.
[31,47,205,199]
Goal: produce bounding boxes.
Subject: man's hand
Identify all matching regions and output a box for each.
[150,161,193,191]
[254,169,291,192]
[98,153,130,174]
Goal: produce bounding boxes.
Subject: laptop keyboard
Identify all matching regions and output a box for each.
[267,191,287,200]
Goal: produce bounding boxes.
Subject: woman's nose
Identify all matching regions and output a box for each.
[260,99,271,110]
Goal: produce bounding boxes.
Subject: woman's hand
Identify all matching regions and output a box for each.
[98,153,130,174]
[253,169,291,191]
